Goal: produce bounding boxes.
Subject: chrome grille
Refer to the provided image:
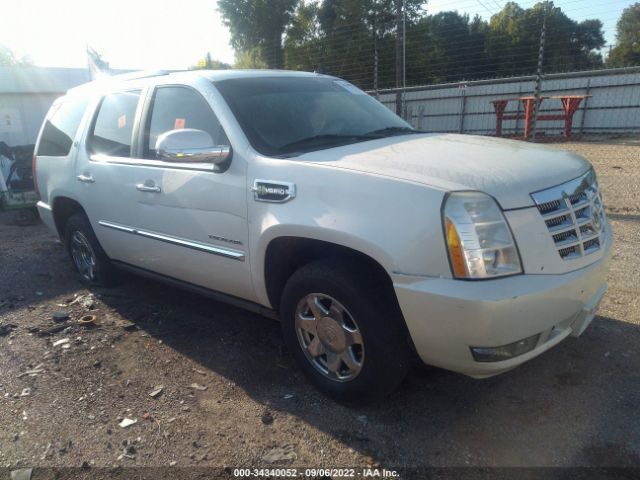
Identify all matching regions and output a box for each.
[531,170,606,260]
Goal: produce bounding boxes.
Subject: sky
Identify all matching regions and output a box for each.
[0,0,634,71]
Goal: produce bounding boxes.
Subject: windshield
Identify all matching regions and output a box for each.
[214,76,415,157]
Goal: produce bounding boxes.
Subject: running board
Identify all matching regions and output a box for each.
[111,260,279,321]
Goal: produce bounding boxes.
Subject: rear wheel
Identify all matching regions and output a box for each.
[64,213,119,286]
[280,258,410,404]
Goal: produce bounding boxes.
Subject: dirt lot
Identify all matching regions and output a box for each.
[1,143,639,478]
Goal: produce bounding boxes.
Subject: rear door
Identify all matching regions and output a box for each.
[75,88,146,265]
[92,81,252,300]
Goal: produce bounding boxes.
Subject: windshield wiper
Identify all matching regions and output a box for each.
[363,126,425,137]
[278,133,380,152]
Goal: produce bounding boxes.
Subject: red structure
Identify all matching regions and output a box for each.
[491,95,590,140]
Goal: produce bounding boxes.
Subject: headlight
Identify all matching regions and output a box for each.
[443,191,522,279]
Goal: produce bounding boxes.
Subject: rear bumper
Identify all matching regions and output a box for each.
[393,237,611,378]
[36,201,57,235]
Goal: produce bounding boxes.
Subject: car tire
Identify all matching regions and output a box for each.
[64,213,119,286]
[280,258,410,404]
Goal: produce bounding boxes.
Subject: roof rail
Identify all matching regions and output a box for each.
[67,69,185,95]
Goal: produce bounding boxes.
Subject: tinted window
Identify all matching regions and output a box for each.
[214,77,411,157]
[37,97,89,156]
[145,86,227,159]
[89,90,141,157]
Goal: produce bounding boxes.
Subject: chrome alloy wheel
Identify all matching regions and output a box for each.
[70,231,97,281]
[295,293,364,382]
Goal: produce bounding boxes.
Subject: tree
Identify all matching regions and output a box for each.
[218,0,299,69]
[234,48,269,68]
[608,3,640,67]
[283,0,425,89]
[0,44,32,67]
[485,2,604,77]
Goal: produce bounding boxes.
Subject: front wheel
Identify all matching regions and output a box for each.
[280,259,410,404]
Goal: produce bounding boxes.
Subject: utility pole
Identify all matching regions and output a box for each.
[531,0,548,142]
[402,0,406,119]
[394,0,403,115]
[373,2,379,97]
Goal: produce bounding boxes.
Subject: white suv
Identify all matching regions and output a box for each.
[34,70,611,402]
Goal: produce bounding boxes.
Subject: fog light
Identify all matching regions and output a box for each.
[470,333,540,362]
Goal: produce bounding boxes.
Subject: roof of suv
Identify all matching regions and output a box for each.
[66,69,332,96]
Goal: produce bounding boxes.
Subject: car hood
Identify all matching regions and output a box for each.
[296,133,591,209]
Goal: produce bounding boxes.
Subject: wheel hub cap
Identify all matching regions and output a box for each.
[316,316,347,352]
[295,293,364,382]
[70,231,97,281]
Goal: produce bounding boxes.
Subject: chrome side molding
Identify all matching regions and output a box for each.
[97,220,245,261]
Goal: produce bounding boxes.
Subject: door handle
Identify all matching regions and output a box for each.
[136,183,161,193]
[76,174,95,183]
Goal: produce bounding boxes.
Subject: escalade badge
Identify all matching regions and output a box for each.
[251,180,296,203]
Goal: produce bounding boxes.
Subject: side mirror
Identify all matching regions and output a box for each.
[155,128,231,165]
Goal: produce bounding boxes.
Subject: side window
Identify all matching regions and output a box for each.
[36,97,89,157]
[145,86,228,159]
[89,90,141,158]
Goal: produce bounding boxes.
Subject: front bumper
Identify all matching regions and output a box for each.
[393,237,611,378]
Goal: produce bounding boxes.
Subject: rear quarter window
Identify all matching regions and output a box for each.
[36,97,89,157]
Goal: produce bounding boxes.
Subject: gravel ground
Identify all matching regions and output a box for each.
[0,142,639,478]
[554,137,640,215]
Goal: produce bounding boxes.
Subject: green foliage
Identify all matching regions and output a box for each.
[191,52,232,70]
[607,3,640,67]
[217,0,299,68]
[219,0,609,87]
[234,48,270,68]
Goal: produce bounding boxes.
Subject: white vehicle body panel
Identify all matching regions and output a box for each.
[34,70,611,380]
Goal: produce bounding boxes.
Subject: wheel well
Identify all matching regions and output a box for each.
[264,237,398,312]
[52,197,86,240]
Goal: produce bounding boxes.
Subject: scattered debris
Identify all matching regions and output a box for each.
[192,368,207,375]
[149,386,164,398]
[0,323,17,336]
[52,338,70,347]
[10,468,33,480]
[17,364,45,378]
[69,294,95,310]
[169,461,177,466]
[261,411,274,425]
[52,311,70,322]
[188,383,207,391]
[283,394,294,400]
[118,418,137,428]
[78,314,97,326]
[262,444,297,463]
[36,325,67,337]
